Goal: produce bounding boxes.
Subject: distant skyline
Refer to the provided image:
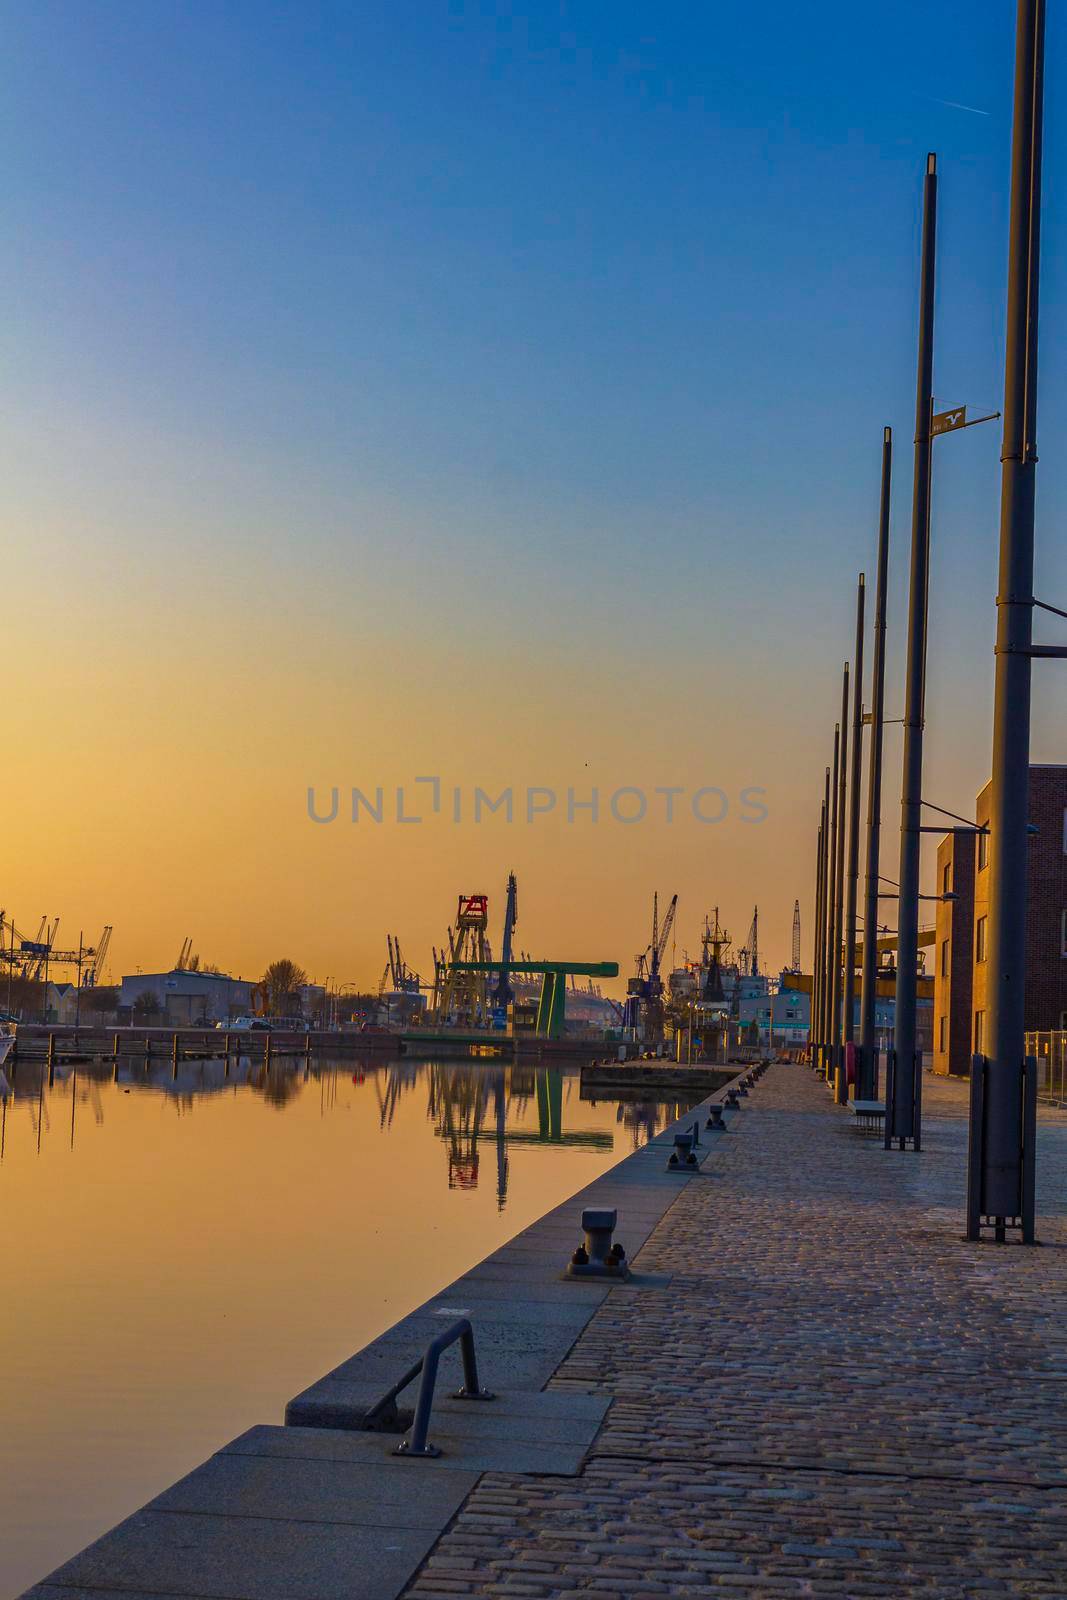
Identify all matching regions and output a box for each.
[4,1,1066,992]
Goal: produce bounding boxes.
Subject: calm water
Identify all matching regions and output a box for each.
[1,1052,691,1596]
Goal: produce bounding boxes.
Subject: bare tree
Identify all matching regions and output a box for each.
[260,959,309,1018]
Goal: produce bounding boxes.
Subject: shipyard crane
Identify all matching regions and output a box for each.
[624,891,677,1045]
[0,914,114,1000]
[791,901,801,973]
[175,937,200,972]
[83,926,113,988]
[738,906,759,978]
[434,894,490,1027]
[491,873,518,1009]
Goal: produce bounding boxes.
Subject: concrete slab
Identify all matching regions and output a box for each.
[40,1510,436,1600]
[26,1589,191,1600]
[151,1450,478,1527]
[422,1292,596,1327]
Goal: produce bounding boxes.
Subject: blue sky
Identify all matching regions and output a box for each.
[3,1,1065,976]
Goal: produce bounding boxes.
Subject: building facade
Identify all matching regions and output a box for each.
[118,970,255,1026]
[933,766,1067,1076]
[933,828,977,1078]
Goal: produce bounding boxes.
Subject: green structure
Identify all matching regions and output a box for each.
[448,960,619,1040]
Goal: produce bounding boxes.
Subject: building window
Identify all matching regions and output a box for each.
[940,939,949,977]
[975,1010,985,1054]
[939,1015,947,1052]
[978,830,989,870]
[976,915,987,963]
[943,862,951,895]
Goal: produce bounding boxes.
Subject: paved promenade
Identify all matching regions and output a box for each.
[408,1066,1067,1599]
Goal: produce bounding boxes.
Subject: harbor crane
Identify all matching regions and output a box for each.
[491,873,518,1009]
[624,891,677,1045]
[738,906,760,978]
[175,937,199,972]
[791,900,801,972]
[0,913,113,985]
[434,894,491,1027]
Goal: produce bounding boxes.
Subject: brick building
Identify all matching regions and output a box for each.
[933,765,1067,1076]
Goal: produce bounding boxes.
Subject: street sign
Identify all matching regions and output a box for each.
[932,405,967,435]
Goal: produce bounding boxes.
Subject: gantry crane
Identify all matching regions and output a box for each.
[0,913,112,985]
[433,894,490,1027]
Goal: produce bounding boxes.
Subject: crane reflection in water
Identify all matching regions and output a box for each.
[0,1054,695,1210]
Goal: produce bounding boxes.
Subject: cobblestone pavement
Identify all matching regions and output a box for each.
[406,1066,1067,1598]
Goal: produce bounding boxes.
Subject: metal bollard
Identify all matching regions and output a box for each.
[668,1131,698,1170]
[706,1104,726,1131]
[724,1089,740,1109]
[566,1207,628,1279]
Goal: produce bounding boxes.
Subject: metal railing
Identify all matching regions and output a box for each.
[1025,1032,1067,1105]
[364,1317,494,1458]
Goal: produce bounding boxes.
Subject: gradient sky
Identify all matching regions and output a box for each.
[4,0,1066,991]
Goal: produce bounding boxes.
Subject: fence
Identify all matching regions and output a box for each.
[1025,1032,1067,1105]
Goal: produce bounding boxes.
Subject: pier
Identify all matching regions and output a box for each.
[23,1059,1067,1599]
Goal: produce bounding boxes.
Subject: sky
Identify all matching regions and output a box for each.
[3,0,1066,992]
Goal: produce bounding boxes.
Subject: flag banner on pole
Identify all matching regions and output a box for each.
[932,405,967,435]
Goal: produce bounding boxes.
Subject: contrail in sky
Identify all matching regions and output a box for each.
[926,95,992,116]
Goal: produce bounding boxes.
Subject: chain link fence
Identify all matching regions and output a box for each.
[1025,1031,1067,1106]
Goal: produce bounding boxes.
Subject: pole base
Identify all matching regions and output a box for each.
[883,1047,923,1151]
[966,1054,1037,1244]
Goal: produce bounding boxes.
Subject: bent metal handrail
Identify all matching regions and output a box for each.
[365,1317,495,1459]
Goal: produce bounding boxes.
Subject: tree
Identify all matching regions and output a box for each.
[81,985,119,1020]
[1,974,44,1019]
[133,989,162,1019]
[260,959,308,1018]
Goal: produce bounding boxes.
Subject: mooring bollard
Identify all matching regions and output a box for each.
[724,1089,740,1109]
[706,1103,726,1130]
[566,1207,628,1279]
[668,1131,698,1170]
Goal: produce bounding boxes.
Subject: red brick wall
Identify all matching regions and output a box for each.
[972,768,1067,1049]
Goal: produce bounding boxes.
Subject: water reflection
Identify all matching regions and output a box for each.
[0,1056,690,1213]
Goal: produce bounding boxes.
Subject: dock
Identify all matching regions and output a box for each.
[23,1062,1067,1599]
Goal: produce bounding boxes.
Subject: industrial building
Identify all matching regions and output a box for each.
[118,969,255,1026]
[933,766,1067,1077]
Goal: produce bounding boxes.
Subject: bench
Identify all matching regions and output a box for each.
[850,1099,886,1135]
